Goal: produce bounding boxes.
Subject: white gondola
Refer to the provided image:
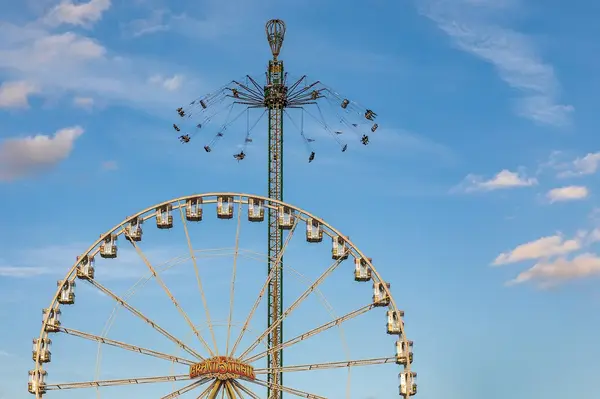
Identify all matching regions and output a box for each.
[76,255,95,280]
[28,369,47,394]
[42,308,61,333]
[125,217,143,241]
[217,196,234,219]
[387,309,404,335]
[186,197,203,221]
[57,280,75,305]
[248,198,265,222]
[306,218,323,243]
[399,371,417,396]
[332,236,349,260]
[277,206,294,229]
[373,281,391,306]
[156,205,173,229]
[395,340,413,365]
[99,234,117,259]
[32,338,52,363]
[354,257,372,281]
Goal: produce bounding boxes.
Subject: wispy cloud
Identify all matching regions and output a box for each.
[149,74,183,91]
[0,242,183,280]
[122,9,169,37]
[508,253,600,287]
[0,3,202,113]
[43,0,112,28]
[0,80,40,108]
[493,229,600,287]
[558,152,600,178]
[0,126,84,182]
[546,185,589,203]
[493,232,585,265]
[453,169,537,193]
[73,96,94,109]
[538,150,600,178]
[417,0,573,126]
[122,0,270,41]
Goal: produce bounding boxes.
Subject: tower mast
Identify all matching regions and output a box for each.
[265,19,286,399]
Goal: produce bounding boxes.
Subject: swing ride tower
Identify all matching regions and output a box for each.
[171,18,384,399]
[264,19,286,399]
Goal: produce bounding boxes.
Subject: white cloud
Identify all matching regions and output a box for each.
[455,169,537,192]
[0,80,39,108]
[44,0,112,27]
[149,74,183,91]
[495,229,600,286]
[73,96,94,108]
[508,253,600,287]
[0,13,204,112]
[557,152,600,178]
[101,160,118,170]
[493,232,583,265]
[0,126,84,182]
[418,0,572,126]
[547,186,589,203]
[0,30,106,71]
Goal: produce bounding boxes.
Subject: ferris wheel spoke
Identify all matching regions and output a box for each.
[57,326,195,366]
[231,380,259,399]
[246,377,326,399]
[178,202,220,355]
[196,380,219,399]
[127,236,215,357]
[160,377,211,399]
[44,374,190,390]
[207,380,224,399]
[254,357,396,374]
[223,381,238,399]
[239,249,350,360]
[226,199,243,355]
[244,303,376,364]
[86,279,203,359]
[229,219,299,357]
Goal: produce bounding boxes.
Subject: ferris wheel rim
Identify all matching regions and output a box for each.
[41,192,402,314]
[33,192,413,397]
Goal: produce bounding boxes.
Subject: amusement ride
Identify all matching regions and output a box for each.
[29,19,417,399]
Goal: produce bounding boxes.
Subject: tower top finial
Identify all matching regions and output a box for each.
[265,19,286,59]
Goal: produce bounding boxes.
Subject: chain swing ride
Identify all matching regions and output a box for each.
[28,19,417,399]
[172,19,384,398]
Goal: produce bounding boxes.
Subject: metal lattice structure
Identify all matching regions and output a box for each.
[171,20,382,397]
[29,193,417,398]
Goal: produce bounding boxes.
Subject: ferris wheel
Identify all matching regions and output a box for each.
[29,193,417,399]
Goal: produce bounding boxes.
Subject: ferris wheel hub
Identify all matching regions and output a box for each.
[189,356,256,381]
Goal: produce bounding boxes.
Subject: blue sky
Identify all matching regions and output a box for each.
[1,0,600,398]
